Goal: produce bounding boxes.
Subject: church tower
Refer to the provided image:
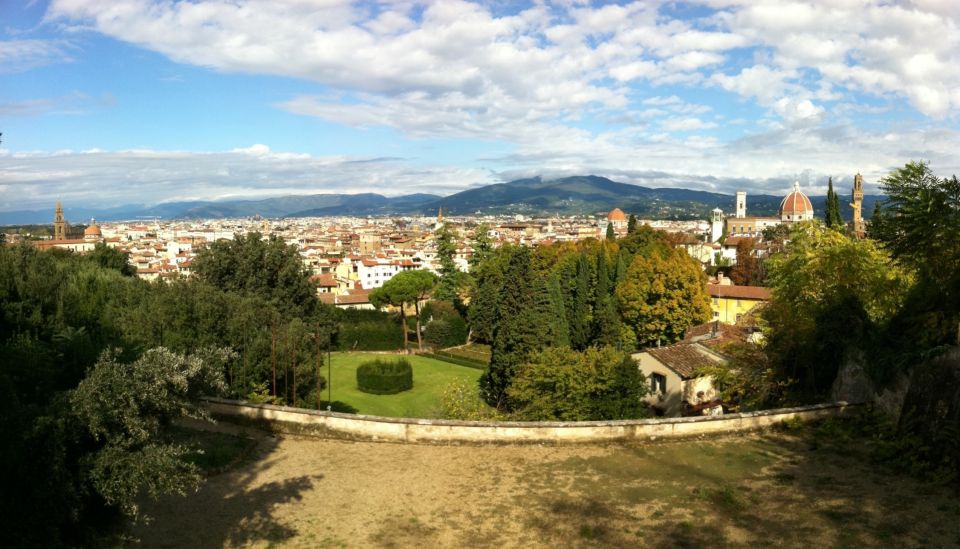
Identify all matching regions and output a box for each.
[54,199,66,241]
[735,191,746,218]
[851,173,865,239]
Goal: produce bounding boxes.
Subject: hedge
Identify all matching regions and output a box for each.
[336,310,404,351]
[422,351,487,370]
[356,358,414,395]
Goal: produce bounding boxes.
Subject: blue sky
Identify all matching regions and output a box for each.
[2,0,959,212]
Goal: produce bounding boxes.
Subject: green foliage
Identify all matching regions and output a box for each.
[432,225,462,303]
[437,379,505,421]
[605,222,615,241]
[627,214,638,234]
[336,309,405,351]
[728,237,759,286]
[469,224,494,269]
[872,161,960,284]
[508,346,649,421]
[616,249,712,347]
[481,246,544,408]
[71,347,228,517]
[825,177,844,229]
[466,245,511,344]
[370,269,437,350]
[763,222,912,398]
[423,301,468,349]
[356,358,414,395]
[87,242,137,276]
[694,341,793,412]
[191,232,317,316]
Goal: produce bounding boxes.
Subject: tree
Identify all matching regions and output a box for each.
[872,161,960,285]
[191,232,318,316]
[605,222,615,241]
[468,224,493,269]
[627,214,638,234]
[370,270,437,351]
[763,221,912,398]
[466,246,511,344]
[616,249,712,347]
[825,177,843,229]
[593,246,621,346]
[432,225,461,303]
[480,247,542,408]
[568,254,592,350]
[508,346,649,420]
[70,347,229,518]
[728,237,758,286]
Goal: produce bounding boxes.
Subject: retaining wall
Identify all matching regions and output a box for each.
[203,397,856,444]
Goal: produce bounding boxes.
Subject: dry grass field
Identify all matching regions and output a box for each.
[133,421,960,548]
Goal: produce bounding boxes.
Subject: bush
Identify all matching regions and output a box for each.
[356,358,414,395]
[422,301,469,349]
[336,309,404,351]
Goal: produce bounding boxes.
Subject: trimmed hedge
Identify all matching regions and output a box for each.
[336,309,404,351]
[423,351,487,370]
[356,358,414,395]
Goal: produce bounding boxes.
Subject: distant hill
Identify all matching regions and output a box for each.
[0,175,881,224]
[421,175,882,221]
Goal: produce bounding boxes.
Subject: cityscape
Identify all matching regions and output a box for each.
[3,1,960,547]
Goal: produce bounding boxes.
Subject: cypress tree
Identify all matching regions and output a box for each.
[593,247,620,346]
[480,247,542,409]
[825,177,843,229]
[606,223,615,241]
[627,214,638,234]
[568,254,592,350]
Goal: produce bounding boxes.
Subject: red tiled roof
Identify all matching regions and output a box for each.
[706,284,772,300]
[645,344,720,379]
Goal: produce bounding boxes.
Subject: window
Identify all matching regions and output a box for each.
[713,311,720,318]
[650,373,667,395]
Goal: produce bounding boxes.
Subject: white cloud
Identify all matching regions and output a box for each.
[0,39,73,73]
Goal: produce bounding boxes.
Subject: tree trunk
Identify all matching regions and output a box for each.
[400,305,408,351]
[415,298,423,351]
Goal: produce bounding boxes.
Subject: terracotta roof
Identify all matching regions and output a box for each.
[84,225,101,236]
[779,183,813,215]
[607,207,627,221]
[706,284,772,300]
[645,344,721,379]
[314,273,337,287]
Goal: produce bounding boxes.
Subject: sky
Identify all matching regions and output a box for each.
[2,0,959,212]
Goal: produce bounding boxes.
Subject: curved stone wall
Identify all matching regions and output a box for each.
[203,397,855,444]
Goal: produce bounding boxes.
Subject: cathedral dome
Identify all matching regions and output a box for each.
[84,220,102,239]
[779,182,814,221]
[607,208,627,222]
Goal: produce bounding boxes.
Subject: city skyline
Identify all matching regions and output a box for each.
[3,0,960,211]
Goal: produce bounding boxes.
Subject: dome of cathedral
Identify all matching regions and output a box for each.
[84,224,101,236]
[607,208,627,222]
[779,182,814,219]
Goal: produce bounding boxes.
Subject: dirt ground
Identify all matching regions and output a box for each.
[133,422,960,548]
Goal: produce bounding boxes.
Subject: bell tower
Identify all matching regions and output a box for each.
[54,199,66,241]
[851,173,865,238]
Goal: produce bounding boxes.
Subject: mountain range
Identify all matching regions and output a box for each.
[1,175,880,225]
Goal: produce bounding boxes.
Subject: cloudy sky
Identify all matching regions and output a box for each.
[2,0,959,212]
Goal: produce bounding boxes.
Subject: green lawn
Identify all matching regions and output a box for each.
[324,352,483,418]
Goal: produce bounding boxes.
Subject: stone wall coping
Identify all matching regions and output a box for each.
[201,396,851,428]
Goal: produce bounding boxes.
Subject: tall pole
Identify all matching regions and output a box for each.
[327,342,332,411]
[292,331,297,408]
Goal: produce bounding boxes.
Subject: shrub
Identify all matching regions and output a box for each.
[336,309,404,351]
[422,301,469,349]
[356,358,414,395]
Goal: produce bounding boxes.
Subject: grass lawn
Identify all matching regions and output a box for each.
[325,352,482,418]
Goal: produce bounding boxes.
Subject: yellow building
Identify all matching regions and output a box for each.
[707,283,771,324]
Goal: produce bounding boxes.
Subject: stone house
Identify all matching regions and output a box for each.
[632,343,726,417]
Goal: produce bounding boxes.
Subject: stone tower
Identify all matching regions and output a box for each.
[735,191,746,218]
[851,173,865,238]
[54,199,66,241]
[711,208,723,243]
